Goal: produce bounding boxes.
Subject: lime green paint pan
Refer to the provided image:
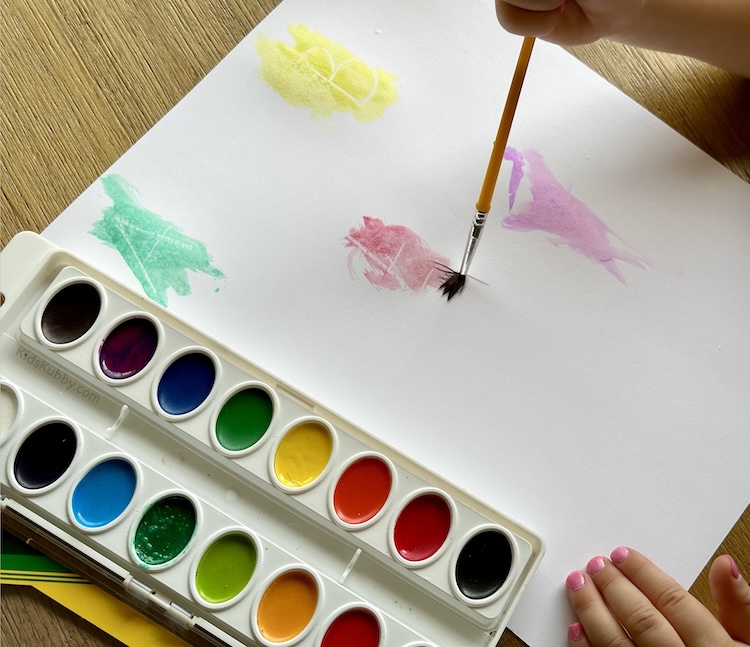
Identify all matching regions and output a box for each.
[193,531,259,607]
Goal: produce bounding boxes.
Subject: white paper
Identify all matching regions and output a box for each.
[43,0,750,645]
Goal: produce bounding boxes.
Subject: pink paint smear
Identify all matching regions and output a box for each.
[503,147,649,283]
[345,216,450,292]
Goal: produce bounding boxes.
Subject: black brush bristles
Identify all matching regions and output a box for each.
[438,267,467,301]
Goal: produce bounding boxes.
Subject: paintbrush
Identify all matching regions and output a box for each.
[440,36,535,300]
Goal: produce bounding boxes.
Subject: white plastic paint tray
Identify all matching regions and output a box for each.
[0,232,544,647]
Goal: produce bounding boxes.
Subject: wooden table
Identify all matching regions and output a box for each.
[1,1,748,646]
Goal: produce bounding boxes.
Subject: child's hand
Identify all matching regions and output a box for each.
[565,547,750,646]
[494,0,644,46]
[495,0,750,77]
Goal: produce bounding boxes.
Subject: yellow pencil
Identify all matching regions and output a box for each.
[440,36,535,300]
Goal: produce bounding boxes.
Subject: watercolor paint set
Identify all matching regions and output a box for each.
[0,232,544,647]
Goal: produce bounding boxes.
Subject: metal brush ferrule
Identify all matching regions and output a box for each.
[457,210,488,275]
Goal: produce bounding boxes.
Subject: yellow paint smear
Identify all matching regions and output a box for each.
[255,24,398,122]
[274,421,333,488]
[256,570,318,642]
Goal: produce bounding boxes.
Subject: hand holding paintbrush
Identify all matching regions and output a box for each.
[439,36,535,300]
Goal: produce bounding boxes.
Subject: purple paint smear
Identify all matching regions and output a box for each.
[502,147,649,283]
[345,216,450,292]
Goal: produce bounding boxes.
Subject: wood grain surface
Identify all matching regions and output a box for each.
[1,1,748,646]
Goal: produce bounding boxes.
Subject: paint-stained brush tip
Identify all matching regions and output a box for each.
[439,271,467,301]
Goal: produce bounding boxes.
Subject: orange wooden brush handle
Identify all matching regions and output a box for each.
[475,36,535,214]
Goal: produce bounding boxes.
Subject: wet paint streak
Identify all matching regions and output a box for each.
[90,175,225,307]
[345,216,450,293]
[502,148,649,283]
[255,24,398,122]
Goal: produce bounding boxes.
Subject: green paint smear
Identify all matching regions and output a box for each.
[133,496,196,567]
[215,388,274,452]
[90,174,225,307]
[195,533,257,604]
[255,24,398,122]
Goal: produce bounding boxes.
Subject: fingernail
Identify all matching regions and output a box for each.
[586,555,605,575]
[610,546,629,564]
[729,556,740,580]
[566,570,585,591]
[568,622,584,641]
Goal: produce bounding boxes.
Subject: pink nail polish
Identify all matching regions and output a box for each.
[586,556,605,575]
[566,570,585,592]
[729,556,740,580]
[610,546,629,564]
[568,622,584,641]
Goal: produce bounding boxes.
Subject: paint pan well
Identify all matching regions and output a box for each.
[99,316,159,380]
[131,494,198,568]
[12,420,78,491]
[319,607,381,647]
[272,419,334,491]
[391,491,453,566]
[453,527,515,604]
[214,385,274,453]
[0,382,20,445]
[331,455,393,527]
[194,531,258,606]
[155,351,216,416]
[255,569,319,645]
[70,458,138,530]
[39,281,101,345]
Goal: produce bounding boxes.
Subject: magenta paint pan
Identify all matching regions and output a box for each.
[96,313,161,382]
[35,277,105,348]
[0,234,545,647]
[8,417,80,494]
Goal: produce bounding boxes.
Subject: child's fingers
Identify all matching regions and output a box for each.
[585,555,683,646]
[495,0,562,36]
[567,621,594,646]
[499,0,564,10]
[608,547,731,646]
[708,554,750,644]
[566,569,635,647]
